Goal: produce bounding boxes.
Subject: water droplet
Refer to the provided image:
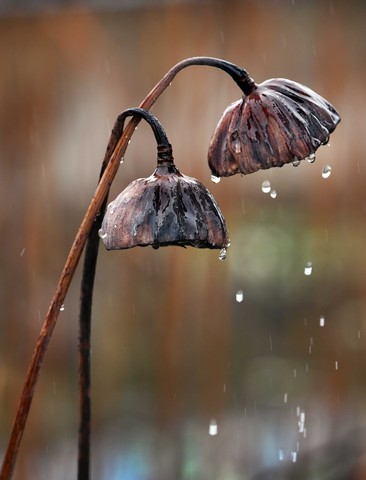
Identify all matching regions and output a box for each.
[20,248,26,257]
[304,262,312,276]
[307,153,316,163]
[98,229,107,239]
[261,180,271,193]
[270,189,277,199]
[235,290,244,303]
[311,137,321,148]
[211,175,221,184]
[291,451,297,463]
[335,360,339,370]
[232,138,241,154]
[284,393,288,403]
[322,165,332,179]
[230,131,241,154]
[219,248,227,261]
[278,449,284,461]
[209,419,218,436]
[292,158,301,167]
[60,304,65,312]
[320,316,325,327]
[120,157,124,164]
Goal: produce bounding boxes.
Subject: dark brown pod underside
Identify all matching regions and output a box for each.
[208,78,341,176]
[99,165,229,250]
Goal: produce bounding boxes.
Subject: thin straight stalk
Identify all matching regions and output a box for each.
[0,56,249,480]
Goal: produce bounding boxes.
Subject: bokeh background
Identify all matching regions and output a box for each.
[1,0,365,478]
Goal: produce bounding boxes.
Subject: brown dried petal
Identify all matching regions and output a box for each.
[99,164,229,250]
[208,78,341,176]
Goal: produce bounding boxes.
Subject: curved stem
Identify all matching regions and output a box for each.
[117,107,171,146]
[77,106,172,479]
[0,56,252,480]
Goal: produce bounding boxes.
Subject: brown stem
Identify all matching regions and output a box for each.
[0,56,249,480]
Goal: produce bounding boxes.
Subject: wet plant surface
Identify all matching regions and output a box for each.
[0,2,365,480]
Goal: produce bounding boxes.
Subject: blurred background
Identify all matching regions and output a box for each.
[0,0,365,478]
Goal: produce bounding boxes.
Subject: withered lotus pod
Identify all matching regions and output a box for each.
[208,78,341,176]
[99,162,229,250]
[98,108,229,250]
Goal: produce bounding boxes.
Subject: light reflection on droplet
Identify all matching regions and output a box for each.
[322,165,332,179]
[232,138,242,154]
[270,190,277,199]
[235,290,244,303]
[304,262,313,276]
[320,316,325,327]
[307,153,316,163]
[60,304,65,312]
[211,175,221,184]
[292,158,301,167]
[261,180,271,193]
[209,419,218,436]
[98,229,107,239]
[219,248,227,261]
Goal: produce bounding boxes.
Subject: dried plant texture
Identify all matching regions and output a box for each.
[208,78,341,176]
[99,164,229,250]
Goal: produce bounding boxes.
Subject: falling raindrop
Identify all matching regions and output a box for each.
[278,449,284,461]
[98,228,108,239]
[270,190,277,199]
[320,316,325,327]
[291,451,297,463]
[20,248,26,257]
[322,165,332,179]
[304,262,313,276]
[335,360,339,370]
[284,393,288,404]
[209,419,218,436]
[235,290,244,302]
[261,180,271,193]
[219,248,227,261]
[211,175,221,184]
[60,304,65,312]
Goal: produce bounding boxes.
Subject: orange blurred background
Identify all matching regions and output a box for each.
[1,1,365,478]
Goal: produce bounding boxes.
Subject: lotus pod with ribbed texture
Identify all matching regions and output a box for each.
[208,78,341,177]
[99,163,229,250]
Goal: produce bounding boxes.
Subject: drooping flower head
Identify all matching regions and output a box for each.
[99,108,229,250]
[208,77,341,177]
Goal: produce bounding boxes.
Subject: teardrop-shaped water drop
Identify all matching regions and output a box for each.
[261,180,271,193]
[322,165,332,179]
[235,289,244,303]
[211,175,221,184]
[304,262,313,276]
[98,228,107,239]
[219,247,227,261]
[307,153,316,163]
[270,190,277,199]
[292,158,301,167]
[208,419,218,436]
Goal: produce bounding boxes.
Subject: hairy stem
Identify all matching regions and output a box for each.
[0,56,250,480]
